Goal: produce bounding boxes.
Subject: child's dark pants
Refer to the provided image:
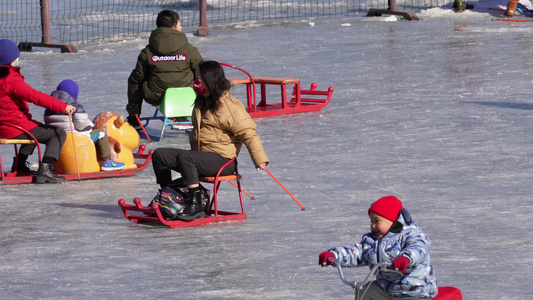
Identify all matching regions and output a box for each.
[14,124,66,162]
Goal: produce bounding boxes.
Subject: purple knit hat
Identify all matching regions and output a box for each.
[0,39,20,65]
[57,79,79,100]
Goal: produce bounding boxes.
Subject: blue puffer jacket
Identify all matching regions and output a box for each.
[328,215,438,298]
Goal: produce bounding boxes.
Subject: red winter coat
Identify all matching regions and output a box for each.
[0,66,67,138]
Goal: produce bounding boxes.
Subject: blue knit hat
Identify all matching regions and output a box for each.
[57,79,79,100]
[0,39,20,65]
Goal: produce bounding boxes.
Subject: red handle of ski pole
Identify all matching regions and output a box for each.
[134,113,151,142]
[264,168,305,211]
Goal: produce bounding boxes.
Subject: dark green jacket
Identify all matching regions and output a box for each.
[127,27,203,107]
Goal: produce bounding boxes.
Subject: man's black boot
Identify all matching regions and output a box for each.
[35,163,67,184]
[177,188,205,220]
[126,115,142,130]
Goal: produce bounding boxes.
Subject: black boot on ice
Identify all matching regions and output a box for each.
[177,188,205,220]
[11,156,32,175]
[35,163,67,184]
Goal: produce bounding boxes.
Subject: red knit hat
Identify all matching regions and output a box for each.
[368,196,403,222]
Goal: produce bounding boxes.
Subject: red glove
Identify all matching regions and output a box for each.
[318,251,335,267]
[393,256,410,273]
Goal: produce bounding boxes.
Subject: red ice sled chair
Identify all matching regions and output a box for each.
[220,62,334,119]
[118,157,248,228]
[0,123,42,184]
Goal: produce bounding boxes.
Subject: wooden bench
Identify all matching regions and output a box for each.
[0,138,37,145]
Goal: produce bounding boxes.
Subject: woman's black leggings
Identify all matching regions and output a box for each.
[151,148,236,188]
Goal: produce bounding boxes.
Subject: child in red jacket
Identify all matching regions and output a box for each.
[0,39,76,183]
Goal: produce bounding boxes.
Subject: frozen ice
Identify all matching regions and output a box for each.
[1,1,533,299]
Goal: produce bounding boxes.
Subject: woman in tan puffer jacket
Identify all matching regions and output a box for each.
[152,60,269,220]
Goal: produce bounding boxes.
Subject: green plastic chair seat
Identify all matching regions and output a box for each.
[159,87,196,117]
[139,87,197,141]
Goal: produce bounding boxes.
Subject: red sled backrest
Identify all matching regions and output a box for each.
[434,286,463,300]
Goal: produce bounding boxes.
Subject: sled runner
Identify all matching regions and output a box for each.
[118,157,248,228]
[328,258,463,300]
[493,18,533,22]
[221,62,334,118]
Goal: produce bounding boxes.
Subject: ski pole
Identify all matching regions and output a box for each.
[68,113,81,181]
[134,113,151,142]
[264,168,305,211]
[493,18,533,22]
[227,179,255,200]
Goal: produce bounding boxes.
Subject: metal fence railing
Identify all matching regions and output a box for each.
[1,0,454,50]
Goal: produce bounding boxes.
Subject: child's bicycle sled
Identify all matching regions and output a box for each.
[328,258,463,300]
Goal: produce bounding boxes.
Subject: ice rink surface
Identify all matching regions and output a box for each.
[2,2,533,299]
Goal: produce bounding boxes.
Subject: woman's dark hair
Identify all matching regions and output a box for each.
[197,60,232,113]
[156,10,180,28]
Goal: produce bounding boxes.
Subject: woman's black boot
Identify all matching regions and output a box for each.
[177,188,205,220]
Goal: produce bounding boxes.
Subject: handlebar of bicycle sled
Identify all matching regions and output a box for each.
[327,258,403,289]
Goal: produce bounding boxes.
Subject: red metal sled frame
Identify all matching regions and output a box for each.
[221,62,334,118]
[118,157,247,228]
[0,124,153,184]
[0,124,42,184]
[60,145,153,181]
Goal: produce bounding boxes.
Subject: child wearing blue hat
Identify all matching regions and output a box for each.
[0,39,76,183]
[44,79,126,171]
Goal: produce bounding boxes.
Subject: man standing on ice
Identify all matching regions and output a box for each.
[125,9,203,129]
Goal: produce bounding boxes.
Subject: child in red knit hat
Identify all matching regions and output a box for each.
[318,196,438,299]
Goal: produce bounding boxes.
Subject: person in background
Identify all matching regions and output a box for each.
[318,196,438,299]
[44,79,126,171]
[503,0,519,17]
[151,60,269,221]
[0,39,76,184]
[126,9,203,128]
[452,0,474,12]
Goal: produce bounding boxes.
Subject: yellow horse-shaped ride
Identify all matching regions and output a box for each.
[54,112,140,174]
